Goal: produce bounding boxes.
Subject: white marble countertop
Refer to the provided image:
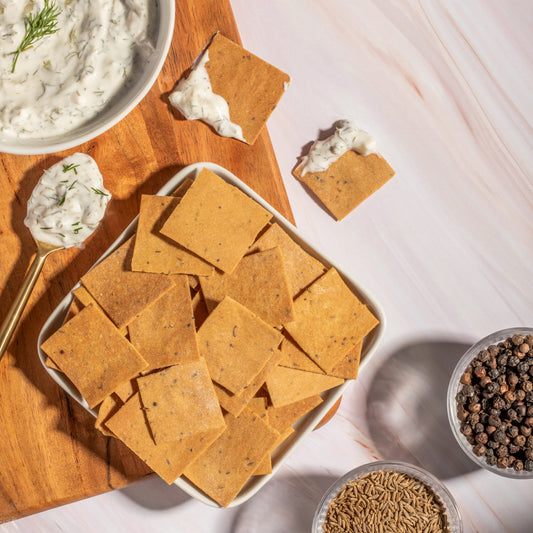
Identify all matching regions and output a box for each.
[3,1,533,532]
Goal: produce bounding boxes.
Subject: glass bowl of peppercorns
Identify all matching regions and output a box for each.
[447,328,533,478]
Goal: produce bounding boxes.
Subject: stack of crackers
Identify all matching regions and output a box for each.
[41,168,379,507]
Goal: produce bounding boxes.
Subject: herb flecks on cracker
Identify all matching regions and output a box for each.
[294,149,395,221]
[40,304,148,408]
[285,268,378,373]
[160,168,272,274]
[200,246,294,327]
[197,296,283,394]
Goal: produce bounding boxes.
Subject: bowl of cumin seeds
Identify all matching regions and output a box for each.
[313,461,462,533]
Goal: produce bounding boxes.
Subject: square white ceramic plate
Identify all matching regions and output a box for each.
[37,162,385,507]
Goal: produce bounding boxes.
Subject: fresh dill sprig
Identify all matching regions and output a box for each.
[91,187,109,196]
[58,180,77,206]
[11,0,61,73]
[62,163,80,174]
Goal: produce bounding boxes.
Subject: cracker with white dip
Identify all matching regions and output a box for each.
[294,120,395,220]
[169,33,290,145]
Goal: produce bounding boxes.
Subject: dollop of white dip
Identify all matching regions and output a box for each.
[25,153,111,248]
[169,50,245,142]
[0,0,154,139]
[299,120,377,175]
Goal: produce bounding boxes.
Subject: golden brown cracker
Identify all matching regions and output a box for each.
[131,195,214,276]
[199,246,294,327]
[214,349,281,417]
[266,366,343,408]
[183,408,280,507]
[105,392,224,484]
[204,33,290,145]
[81,237,174,328]
[40,304,148,408]
[62,297,84,325]
[294,150,395,221]
[95,394,123,437]
[128,277,200,372]
[329,342,362,380]
[249,223,326,297]
[253,426,294,476]
[197,296,282,394]
[160,168,272,274]
[137,359,225,443]
[172,177,194,198]
[72,286,128,336]
[114,378,138,403]
[44,356,61,372]
[278,336,324,374]
[266,395,323,433]
[191,290,209,330]
[284,268,378,373]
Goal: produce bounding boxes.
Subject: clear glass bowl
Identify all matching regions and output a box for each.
[447,327,533,479]
[312,460,462,533]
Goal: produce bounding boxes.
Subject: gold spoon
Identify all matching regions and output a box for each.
[0,240,63,362]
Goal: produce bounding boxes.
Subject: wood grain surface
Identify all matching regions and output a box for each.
[0,0,293,522]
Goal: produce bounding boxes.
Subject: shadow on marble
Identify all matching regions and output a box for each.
[119,475,191,510]
[365,339,479,481]
[231,473,337,533]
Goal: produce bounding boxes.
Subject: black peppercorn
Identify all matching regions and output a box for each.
[460,423,473,436]
[525,460,533,472]
[521,426,532,437]
[475,432,488,444]
[525,448,533,461]
[473,443,486,456]
[512,334,524,346]
[507,425,519,438]
[488,415,501,427]
[493,430,507,444]
[508,355,520,367]
[514,460,524,471]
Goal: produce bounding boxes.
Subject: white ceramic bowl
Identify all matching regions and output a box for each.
[447,327,533,479]
[37,162,386,507]
[0,1,175,155]
[313,461,462,532]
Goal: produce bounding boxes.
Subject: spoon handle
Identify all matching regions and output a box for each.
[0,249,49,362]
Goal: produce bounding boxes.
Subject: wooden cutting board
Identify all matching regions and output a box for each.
[0,0,294,523]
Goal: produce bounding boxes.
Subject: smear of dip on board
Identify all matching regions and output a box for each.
[298,120,377,176]
[0,0,155,139]
[24,153,111,247]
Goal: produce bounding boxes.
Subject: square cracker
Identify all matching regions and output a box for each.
[128,276,200,372]
[267,395,323,433]
[81,237,174,328]
[329,342,362,380]
[214,349,281,417]
[197,296,283,394]
[253,426,294,476]
[40,304,147,408]
[131,195,214,276]
[105,392,224,484]
[265,366,343,408]
[284,268,378,373]
[183,408,280,507]
[160,168,272,274]
[72,285,128,336]
[249,223,326,298]
[95,394,123,438]
[204,33,290,145]
[278,336,324,374]
[199,246,294,327]
[294,150,395,221]
[137,359,225,443]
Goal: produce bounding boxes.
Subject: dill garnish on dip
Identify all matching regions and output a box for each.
[0,0,155,139]
[24,153,111,248]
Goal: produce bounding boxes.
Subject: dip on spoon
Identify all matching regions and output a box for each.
[0,153,110,360]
